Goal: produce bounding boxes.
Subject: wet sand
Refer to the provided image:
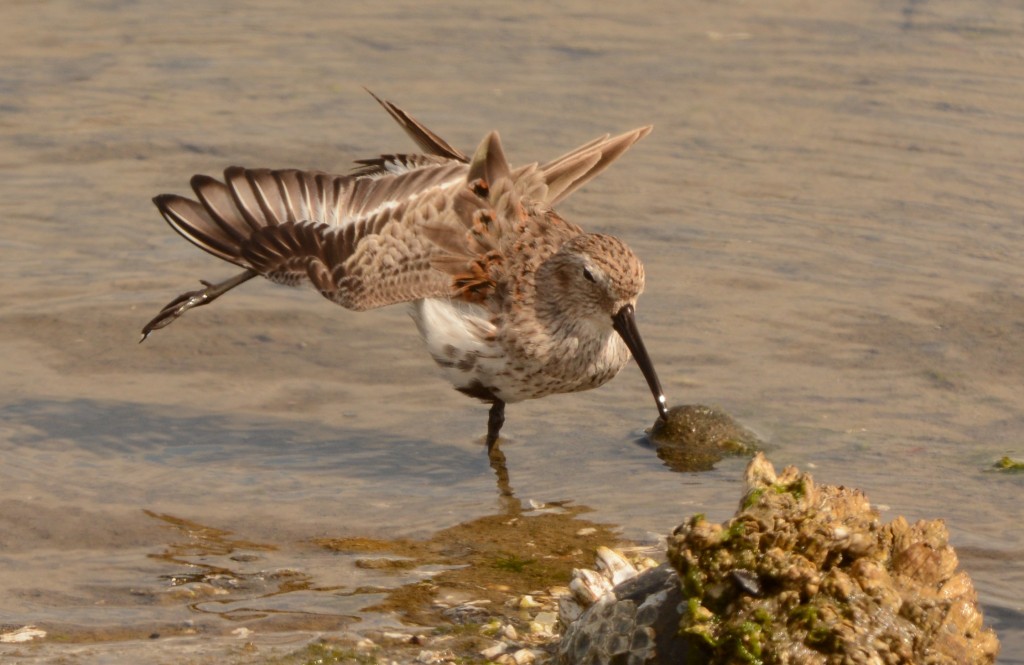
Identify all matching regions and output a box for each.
[1,0,1023,662]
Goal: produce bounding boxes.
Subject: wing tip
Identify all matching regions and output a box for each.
[541,125,654,205]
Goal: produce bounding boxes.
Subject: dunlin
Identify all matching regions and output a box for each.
[143,92,668,451]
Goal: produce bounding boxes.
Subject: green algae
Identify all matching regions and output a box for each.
[317,502,616,627]
[665,454,1000,664]
[994,456,1024,472]
[265,643,380,665]
[491,553,538,573]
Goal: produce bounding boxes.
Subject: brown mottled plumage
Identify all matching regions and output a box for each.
[143,92,668,450]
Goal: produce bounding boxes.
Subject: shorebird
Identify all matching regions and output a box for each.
[142,92,669,451]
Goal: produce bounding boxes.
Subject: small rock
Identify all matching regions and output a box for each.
[595,546,639,586]
[529,611,559,636]
[501,623,519,641]
[647,404,760,472]
[569,568,614,604]
[517,594,541,609]
[511,647,537,664]
[479,642,507,659]
[442,600,491,623]
[415,649,454,663]
[635,557,660,572]
[480,618,503,637]
[160,582,227,601]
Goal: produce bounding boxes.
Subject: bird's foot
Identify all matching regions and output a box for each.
[140,270,258,342]
[140,282,215,341]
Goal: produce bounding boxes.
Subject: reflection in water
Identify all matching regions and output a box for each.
[315,482,621,632]
[141,448,523,631]
[488,445,514,500]
[0,397,622,650]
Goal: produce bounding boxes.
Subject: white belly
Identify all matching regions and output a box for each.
[410,298,505,397]
[410,298,630,405]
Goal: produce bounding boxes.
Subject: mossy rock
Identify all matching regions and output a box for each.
[647,404,761,472]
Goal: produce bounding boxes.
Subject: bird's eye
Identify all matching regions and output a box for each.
[582,268,596,283]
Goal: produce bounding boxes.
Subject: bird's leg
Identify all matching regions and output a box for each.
[485,400,506,453]
[140,269,259,342]
[483,400,513,497]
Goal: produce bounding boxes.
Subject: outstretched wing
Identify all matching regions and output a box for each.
[154,161,471,310]
[151,92,652,315]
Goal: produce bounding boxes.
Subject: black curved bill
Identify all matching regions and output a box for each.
[612,304,669,420]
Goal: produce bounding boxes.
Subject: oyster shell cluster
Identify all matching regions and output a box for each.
[559,454,1000,664]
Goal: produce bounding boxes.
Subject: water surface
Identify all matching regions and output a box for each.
[1,0,1022,661]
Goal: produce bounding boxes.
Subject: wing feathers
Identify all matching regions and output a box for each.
[152,95,652,316]
[190,175,250,244]
[366,89,468,162]
[542,152,603,205]
[154,194,247,266]
[154,163,468,310]
[467,131,512,193]
[540,126,652,205]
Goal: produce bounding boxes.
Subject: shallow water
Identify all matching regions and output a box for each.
[1,0,1023,661]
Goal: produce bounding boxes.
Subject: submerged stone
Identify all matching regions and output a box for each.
[646,404,761,472]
